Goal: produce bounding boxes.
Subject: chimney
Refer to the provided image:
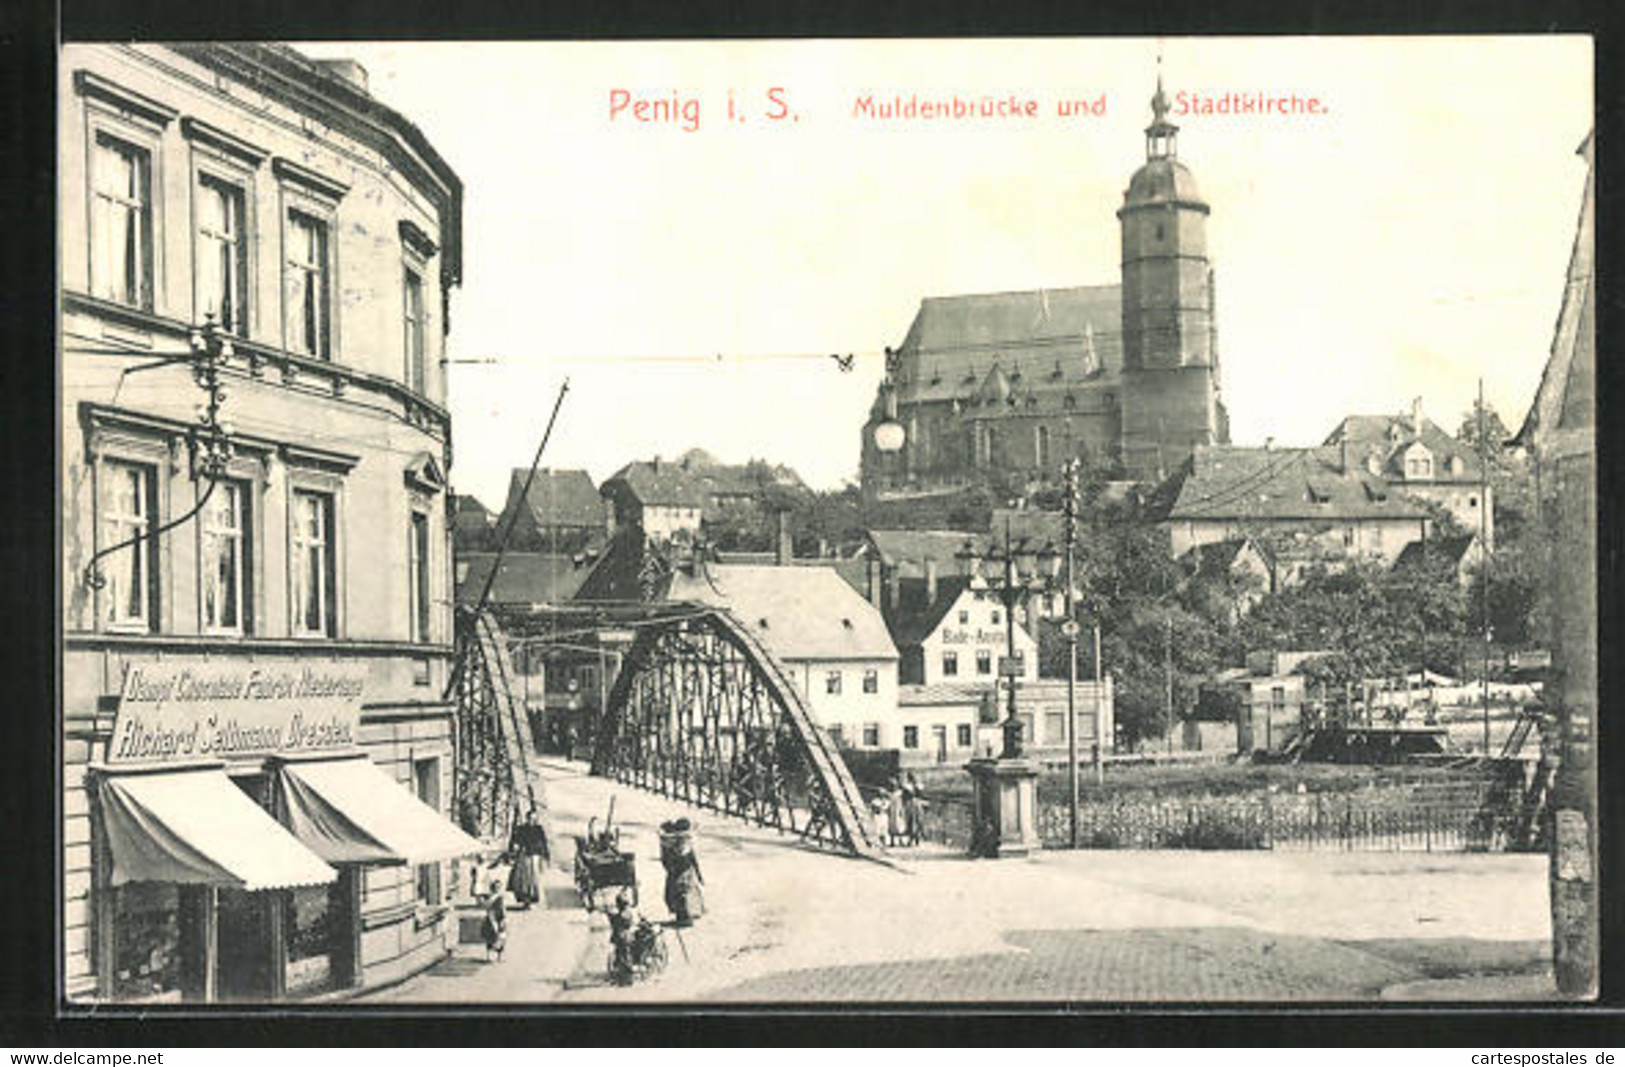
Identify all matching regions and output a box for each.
[924,558,939,604]
[314,58,369,93]
[1339,435,1348,474]
[775,509,793,566]
[886,565,901,611]
[866,557,883,607]
[1411,397,1424,435]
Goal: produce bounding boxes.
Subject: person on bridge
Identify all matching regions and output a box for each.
[659,818,705,927]
[506,807,549,909]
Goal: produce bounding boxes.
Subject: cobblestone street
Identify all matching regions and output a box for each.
[362,758,1556,1004]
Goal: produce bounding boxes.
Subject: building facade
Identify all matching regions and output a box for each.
[1154,444,1433,582]
[1324,399,1494,548]
[665,564,901,749]
[61,43,474,1003]
[861,78,1227,497]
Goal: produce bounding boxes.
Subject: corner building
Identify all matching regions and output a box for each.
[60,43,477,1003]
[861,78,1226,495]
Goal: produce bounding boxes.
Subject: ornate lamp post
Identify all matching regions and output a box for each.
[959,518,1059,857]
[83,314,236,591]
[872,346,907,457]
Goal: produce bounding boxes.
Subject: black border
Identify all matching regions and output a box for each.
[6,0,1622,1047]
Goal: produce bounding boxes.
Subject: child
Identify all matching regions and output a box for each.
[608,890,640,984]
[481,879,508,961]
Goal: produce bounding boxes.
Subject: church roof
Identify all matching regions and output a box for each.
[894,285,1122,406]
[1124,156,1204,207]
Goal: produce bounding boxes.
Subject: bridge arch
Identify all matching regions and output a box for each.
[591,607,881,858]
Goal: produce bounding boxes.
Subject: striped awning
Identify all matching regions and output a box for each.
[98,768,336,891]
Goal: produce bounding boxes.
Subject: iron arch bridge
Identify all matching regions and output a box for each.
[590,606,882,859]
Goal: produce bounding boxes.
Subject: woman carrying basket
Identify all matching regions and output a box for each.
[659,818,705,927]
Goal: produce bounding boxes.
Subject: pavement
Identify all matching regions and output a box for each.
[359,757,1561,1004]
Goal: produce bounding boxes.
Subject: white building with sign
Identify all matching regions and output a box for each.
[61,43,475,1003]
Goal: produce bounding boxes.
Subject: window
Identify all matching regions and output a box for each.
[197,175,247,332]
[403,267,426,393]
[409,510,430,642]
[957,724,973,747]
[825,671,842,695]
[291,490,337,636]
[903,726,919,749]
[991,610,1001,625]
[1406,455,1434,479]
[1036,425,1051,469]
[201,480,250,633]
[958,610,969,624]
[862,723,880,748]
[101,461,155,630]
[1271,686,1286,712]
[976,650,992,675]
[1045,712,1065,745]
[285,211,330,358]
[413,759,442,906]
[863,668,878,694]
[1342,526,1356,548]
[942,652,958,677]
[91,135,152,309]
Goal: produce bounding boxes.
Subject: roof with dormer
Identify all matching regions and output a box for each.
[1153,445,1430,523]
[1323,409,1483,484]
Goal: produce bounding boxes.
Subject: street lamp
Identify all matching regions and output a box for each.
[873,346,906,455]
[962,518,1060,759]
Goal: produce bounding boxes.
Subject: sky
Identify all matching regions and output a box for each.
[295,37,1592,510]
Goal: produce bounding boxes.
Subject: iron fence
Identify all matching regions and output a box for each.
[909,779,1530,854]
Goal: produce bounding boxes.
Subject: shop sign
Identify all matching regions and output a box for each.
[107,660,367,765]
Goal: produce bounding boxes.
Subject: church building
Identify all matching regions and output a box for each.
[861,76,1228,496]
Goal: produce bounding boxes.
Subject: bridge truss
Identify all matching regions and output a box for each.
[591,607,882,859]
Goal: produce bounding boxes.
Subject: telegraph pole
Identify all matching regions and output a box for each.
[1478,378,1491,754]
[1092,623,1104,784]
[1062,459,1081,849]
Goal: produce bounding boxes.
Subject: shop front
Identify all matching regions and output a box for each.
[86,657,479,1003]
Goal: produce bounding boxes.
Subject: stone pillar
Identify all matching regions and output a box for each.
[966,754,1040,857]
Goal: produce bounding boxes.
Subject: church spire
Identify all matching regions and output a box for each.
[1145,55,1178,160]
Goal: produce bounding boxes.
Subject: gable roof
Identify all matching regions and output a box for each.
[1154,445,1430,523]
[606,461,710,509]
[499,468,601,530]
[666,564,897,662]
[1324,409,1482,484]
[1179,537,1264,577]
[1392,533,1477,572]
[455,552,592,607]
[895,285,1122,406]
[881,575,976,649]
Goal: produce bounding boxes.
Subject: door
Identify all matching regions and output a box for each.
[215,888,276,1001]
[932,726,948,764]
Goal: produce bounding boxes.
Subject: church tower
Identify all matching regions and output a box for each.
[1117,71,1226,482]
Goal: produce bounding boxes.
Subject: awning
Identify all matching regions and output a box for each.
[98,768,337,891]
[277,756,483,865]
